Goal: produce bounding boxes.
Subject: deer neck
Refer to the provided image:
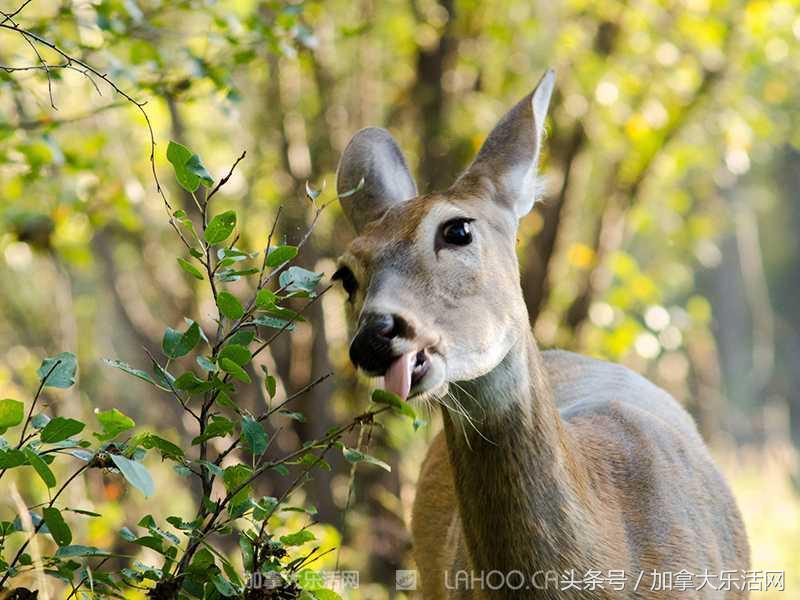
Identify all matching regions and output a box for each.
[443,329,597,577]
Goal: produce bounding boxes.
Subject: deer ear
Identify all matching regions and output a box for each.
[454,69,555,219]
[336,127,418,233]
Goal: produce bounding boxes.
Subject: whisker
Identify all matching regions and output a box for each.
[445,391,496,447]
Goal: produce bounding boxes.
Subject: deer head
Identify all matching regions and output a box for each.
[333,70,555,403]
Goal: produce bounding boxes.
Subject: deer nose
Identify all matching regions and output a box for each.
[349,313,407,374]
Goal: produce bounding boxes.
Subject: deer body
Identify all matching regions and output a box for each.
[334,70,749,598]
[413,343,749,598]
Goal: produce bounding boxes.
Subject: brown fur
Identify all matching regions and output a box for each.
[412,346,750,598]
[334,71,750,599]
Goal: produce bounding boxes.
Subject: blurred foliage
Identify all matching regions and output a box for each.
[1,0,799,597]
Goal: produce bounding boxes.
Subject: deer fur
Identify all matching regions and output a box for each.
[334,70,749,598]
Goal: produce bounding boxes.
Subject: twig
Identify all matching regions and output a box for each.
[0,20,192,250]
[206,150,247,203]
[214,372,333,466]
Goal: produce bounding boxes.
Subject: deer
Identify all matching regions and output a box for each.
[332,70,750,598]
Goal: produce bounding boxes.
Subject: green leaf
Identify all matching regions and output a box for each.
[227,330,255,347]
[141,434,184,461]
[23,447,56,487]
[188,547,215,573]
[204,210,237,244]
[55,545,111,558]
[279,529,315,546]
[252,496,278,520]
[219,358,251,383]
[185,154,214,188]
[371,389,416,420]
[94,408,135,441]
[42,507,72,546]
[0,449,26,468]
[265,375,277,398]
[342,447,391,472]
[41,417,85,443]
[252,315,295,331]
[255,289,277,309]
[162,321,201,359]
[239,536,254,571]
[266,245,298,267]
[223,464,252,506]
[191,415,234,445]
[167,141,213,193]
[263,305,305,322]
[279,266,322,294]
[211,573,237,597]
[110,454,154,497]
[37,352,77,388]
[174,371,212,393]
[103,359,158,387]
[215,390,237,411]
[308,589,343,600]
[196,459,224,477]
[0,399,24,435]
[218,344,251,367]
[241,416,268,456]
[177,257,204,280]
[217,291,245,320]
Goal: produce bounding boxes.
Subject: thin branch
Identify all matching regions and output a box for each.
[0,20,190,249]
[0,0,31,25]
[214,371,333,466]
[206,150,247,203]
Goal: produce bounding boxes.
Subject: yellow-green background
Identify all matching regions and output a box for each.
[1,0,799,597]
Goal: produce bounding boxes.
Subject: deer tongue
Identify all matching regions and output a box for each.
[384,353,414,400]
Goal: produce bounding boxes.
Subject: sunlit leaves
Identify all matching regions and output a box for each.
[167,141,214,193]
[0,399,24,435]
[219,358,251,383]
[94,408,135,441]
[205,210,237,245]
[371,389,416,420]
[177,257,204,280]
[279,529,315,546]
[217,291,245,320]
[266,245,298,267]
[256,291,277,311]
[40,417,85,443]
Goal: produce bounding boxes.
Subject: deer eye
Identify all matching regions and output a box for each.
[440,218,474,247]
[332,266,358,299]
